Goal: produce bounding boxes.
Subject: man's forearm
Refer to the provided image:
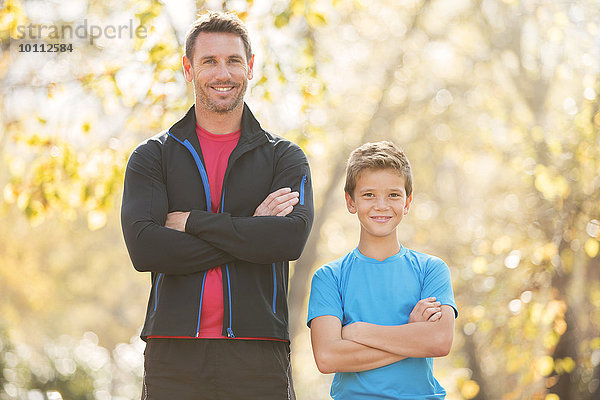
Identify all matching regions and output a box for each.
[185,211,312,263]
[122,219,237,274]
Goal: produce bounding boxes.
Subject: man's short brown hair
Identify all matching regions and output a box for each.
[344,141,413,199]
[184,11,252,63]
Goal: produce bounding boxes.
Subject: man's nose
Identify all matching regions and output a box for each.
[214,61,232,80]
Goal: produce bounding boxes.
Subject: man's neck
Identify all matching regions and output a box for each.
[194,104,244,134]
[356,231,401,262]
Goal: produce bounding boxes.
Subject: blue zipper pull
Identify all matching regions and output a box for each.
[227,327,235,338]
[299,175,307,205]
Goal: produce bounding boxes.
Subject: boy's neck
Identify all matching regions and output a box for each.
[357,231,402,262]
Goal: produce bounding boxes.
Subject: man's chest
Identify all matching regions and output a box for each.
[163,149,274,214]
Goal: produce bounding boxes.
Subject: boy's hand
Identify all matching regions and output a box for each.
[409,297,442,323]
[254,187,299,217]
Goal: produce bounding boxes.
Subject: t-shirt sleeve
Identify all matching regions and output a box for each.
[307,265,343,328]
[422,257,458,318]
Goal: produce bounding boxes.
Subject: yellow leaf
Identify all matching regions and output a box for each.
[545,394,560,400]
[585,239,599,258]
[0,0,28,41]
[460,380,480,399]
[536,356,554,376]
[556,357,575,374]
[87,210,107,231]
[534,165,570,200]
[554,318,567,335]
[472,257,486,274]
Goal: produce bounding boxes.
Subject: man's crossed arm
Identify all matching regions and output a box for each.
[310,298,454,374]
[165,187,300,230]
[122,140,313,274]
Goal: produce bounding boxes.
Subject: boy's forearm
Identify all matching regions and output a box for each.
[343,306,455,358]
[310,315,405,374]
[314,337,405,373]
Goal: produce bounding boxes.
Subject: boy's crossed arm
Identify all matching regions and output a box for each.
[342,304,455,359]
[310,297,445,374]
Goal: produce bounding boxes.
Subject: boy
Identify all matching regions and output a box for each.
[307,141,457,399]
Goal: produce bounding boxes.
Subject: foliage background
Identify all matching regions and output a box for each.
[1,0,599,399]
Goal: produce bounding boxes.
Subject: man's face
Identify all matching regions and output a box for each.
[183,32,254,114]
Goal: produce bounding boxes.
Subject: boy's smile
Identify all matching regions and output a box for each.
[345,168,412,245]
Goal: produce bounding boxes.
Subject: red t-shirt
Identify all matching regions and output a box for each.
[196,124,240,338]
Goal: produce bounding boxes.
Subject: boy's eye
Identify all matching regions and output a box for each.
[363,193,374,198]
[389,193,400,198]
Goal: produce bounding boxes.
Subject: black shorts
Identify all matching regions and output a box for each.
[141,338,296,400]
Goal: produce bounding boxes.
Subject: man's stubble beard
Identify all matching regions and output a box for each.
[195,79,248,114]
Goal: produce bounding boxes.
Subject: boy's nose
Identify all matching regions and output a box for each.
[374,198,389,210]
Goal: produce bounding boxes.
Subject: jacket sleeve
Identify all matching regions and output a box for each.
[184,142,314,264]
[121,140,236,274]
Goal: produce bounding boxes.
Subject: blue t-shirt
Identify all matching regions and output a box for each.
[307,246,458,400]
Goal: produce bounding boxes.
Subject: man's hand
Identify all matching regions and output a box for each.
[253,187,299,217]
[409,297,442,323]
[165,211,190,232]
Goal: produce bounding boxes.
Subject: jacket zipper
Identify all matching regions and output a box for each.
[167,132,212,208]
[195,272,207,337]
[167,131,212,338]
[220,190,236,338]
[153,273,164,312]
[272,263,277,314]
[300,175,307,205]
[225,264,235,338]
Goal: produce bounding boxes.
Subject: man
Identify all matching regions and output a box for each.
[121,11,313,400]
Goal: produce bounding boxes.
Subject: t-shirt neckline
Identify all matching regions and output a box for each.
[196,123,241,141]
[352,246,408,264]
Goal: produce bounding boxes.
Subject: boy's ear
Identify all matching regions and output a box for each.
[345,192,357,214]
[403,193,413,215]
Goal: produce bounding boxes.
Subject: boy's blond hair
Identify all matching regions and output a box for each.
[344,141,413,199]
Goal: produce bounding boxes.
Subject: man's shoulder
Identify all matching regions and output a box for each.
[131,130,169,153]
[262,130,306,158]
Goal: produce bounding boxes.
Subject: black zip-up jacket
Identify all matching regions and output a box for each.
[121,103,313,341]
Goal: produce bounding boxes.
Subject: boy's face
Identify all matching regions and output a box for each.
[345,168,412,240]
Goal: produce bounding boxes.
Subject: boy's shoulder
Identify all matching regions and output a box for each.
[404,247,446,265]
[314,249,356,276]
[403,247,451,280]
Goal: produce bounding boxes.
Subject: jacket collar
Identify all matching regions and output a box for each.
[169,102,268,148]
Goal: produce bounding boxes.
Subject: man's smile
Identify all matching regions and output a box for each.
[210,84,237,93]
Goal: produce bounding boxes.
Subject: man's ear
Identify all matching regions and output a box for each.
[403,193,413,215]
[182,55,193,82]
[247,54,255,80]
[345,192,357,214]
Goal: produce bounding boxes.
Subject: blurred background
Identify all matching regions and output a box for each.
[1,0,599,399]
